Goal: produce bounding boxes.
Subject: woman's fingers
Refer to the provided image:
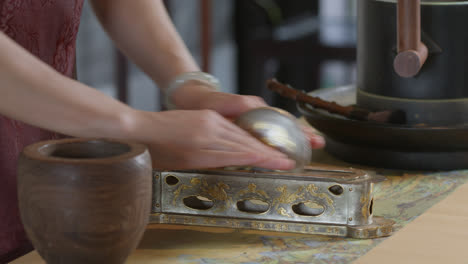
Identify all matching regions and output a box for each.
[200,93,268,118]
[218,122,288,158]
[301,125,326,149]
[136,109,299,170]
[184,150,295,171]
[251,156,296,171]
[309,135,326,149]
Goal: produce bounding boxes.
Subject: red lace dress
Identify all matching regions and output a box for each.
[0,1,84,262]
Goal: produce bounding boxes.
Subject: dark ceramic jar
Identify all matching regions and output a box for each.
[17,138,152,264]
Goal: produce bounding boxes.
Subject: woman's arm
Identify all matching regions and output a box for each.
[90,0,198,89]
[89,0,326,148]
[0,32,132,139]
[88,0,265,113]
[0,32,295,170]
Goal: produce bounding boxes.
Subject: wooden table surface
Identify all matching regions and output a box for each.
[12,147,468,264]
[356,181,468,264]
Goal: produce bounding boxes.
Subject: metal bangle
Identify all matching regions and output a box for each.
[164,71,221,110]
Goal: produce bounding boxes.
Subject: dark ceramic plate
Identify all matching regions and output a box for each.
[297,85,468,170]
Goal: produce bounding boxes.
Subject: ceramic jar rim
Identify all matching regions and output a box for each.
[22,138,148,164]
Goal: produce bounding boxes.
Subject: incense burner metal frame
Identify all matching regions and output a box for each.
[150,167,394,239]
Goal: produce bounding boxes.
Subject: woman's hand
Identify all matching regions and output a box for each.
[171,82,326,149]
[170,81,265,118]
[126,109,297,170]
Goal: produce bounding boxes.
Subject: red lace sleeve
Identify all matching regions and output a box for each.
[0,0,84,261]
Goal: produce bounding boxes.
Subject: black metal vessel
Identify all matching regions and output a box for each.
[357,0,468,125]
[301,0,468,170]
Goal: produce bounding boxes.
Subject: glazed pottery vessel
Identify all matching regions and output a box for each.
[17,138,152,264]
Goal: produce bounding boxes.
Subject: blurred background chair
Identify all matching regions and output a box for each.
[236,0,356,115]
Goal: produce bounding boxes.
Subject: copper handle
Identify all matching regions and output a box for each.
[393,0,428,78]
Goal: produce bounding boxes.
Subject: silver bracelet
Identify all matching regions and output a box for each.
[164,71,221,110]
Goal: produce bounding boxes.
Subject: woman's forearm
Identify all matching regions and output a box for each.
[90,0,200,89]
[0,32,134,139]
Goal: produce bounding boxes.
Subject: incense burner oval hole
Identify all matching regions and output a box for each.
[183,196,214,210]
[236,199,270,214]
[165,175,180,186]
[292,201,325,217]
[328,185,344,196]
[370,198,374,216]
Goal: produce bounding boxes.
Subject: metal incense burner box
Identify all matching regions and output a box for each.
[150,167,394,239]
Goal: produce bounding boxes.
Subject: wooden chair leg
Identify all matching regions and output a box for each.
[115,49,128,103]
[200,0,212,73]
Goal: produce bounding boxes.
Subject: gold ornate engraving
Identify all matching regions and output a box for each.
[190,178,201,186]
[172,176,232,212]
[306,184,335,215]
[275,185,305,204]
[271,184,335,216]
[226,219,241,228]
[237,183,270,199]
[277,207,291,217]
[172,182,194,206]
[203,218,217,225]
